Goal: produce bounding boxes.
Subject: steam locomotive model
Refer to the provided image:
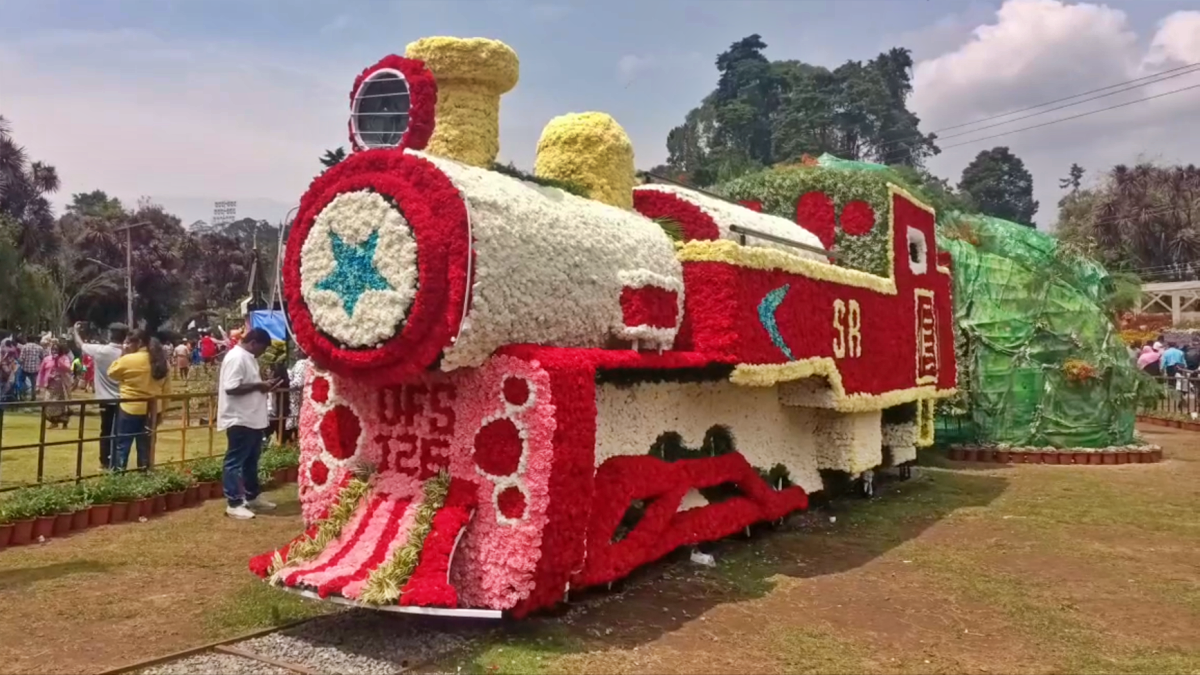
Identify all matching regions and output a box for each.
[251,36,956,618]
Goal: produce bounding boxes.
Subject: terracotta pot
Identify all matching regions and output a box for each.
[1025,452,1042,464]
[272,468,288,485]
[1087,453,1103,465]
[1059,453,1075,465]
[995,451,1010,464]
[110,502,131,523]
[70,510,89,531]
[948,447,963,461]
[183,485,200,507]
[165,491,186,511]
[0,523,12,549]
[1115,452,1130,464]
[1151,449,1163,462]
[89,504,112,527]
[1102,453,1117,465]
[133,498,152,518]
[1042,452,1059,465]
[10,519,34,546]
[1134,451,1149,464]
[964,449,980,462]
[33,516,55,540]
[1073,452,1090,465]
[151,494,167,515]
[200,482,220,500]
[286,466,299,482]
[53,513,73,536]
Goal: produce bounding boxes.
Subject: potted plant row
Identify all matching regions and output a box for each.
[0,446,301,550]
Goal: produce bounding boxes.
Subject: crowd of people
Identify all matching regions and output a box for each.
[1132,335,1198,397]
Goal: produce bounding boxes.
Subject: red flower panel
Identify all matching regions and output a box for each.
[320,405,362,460]
[632,189,721,241]
[311,376,330,403]
[496,486,527,520]
[620,286,679,329]
[839,200,875,236]
[400,478,478,607]
[473,418,523,477]
[795,191,836,249]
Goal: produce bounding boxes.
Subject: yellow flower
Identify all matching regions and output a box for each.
[404,37,520,167]
[534,112,636,209]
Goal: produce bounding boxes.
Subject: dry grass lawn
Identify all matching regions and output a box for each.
[0,424,1196,675]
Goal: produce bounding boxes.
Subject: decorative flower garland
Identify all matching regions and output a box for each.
[268,478,370,578]
[399,477,478,607]
[359,472,450,605]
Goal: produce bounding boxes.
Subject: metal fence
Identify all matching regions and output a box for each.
[1139,372,1200,419]
[0,389,299,492]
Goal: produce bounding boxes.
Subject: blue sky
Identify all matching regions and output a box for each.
[2,0,1198,227]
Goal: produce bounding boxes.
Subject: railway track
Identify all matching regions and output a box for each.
[97,609,488,675]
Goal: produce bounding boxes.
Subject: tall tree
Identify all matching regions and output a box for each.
[1058,163,1085,193]
[1057,163,1200,279]
[662,36,938,186]
[958,147,1039,226]
[0,115,61,261]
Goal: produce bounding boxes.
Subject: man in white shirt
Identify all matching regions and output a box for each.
[72,322,128,470]
[217,328,281,520]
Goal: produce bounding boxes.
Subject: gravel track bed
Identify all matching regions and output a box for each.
[134,610,488,675]
[138,652,297,675]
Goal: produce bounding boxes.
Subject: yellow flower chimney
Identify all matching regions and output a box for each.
[404,37,519,168]
[534,112,636,210]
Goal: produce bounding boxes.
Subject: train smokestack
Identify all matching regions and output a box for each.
[534,112,636,210]
[404,37,519,167]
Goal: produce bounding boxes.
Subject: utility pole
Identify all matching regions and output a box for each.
[114,221,150,327]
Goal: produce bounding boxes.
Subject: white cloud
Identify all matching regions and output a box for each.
[910,0,1200,228]
[615,52,702,87]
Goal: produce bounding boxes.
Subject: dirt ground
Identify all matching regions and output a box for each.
[1,425,1198,675]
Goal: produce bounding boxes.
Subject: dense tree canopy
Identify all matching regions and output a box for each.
[661,35,939,187]
[0,117,278,335]
[958,146,1039,226]
[1056,163,1200,280]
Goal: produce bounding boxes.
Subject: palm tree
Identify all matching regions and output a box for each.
[320,147,347,169]
[0,115,62,262]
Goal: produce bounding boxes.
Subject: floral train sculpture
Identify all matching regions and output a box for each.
[250,36,957,617]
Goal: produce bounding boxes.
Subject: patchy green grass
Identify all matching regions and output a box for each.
[204,578,335,637]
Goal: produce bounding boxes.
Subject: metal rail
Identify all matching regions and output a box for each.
[639,171,836,259]
[729,224,836,259]
[282,586,504,619]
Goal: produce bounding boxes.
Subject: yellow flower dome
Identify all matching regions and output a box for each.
[534,112,636,210]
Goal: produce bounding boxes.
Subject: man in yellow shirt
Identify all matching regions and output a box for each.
[108,329,172,470]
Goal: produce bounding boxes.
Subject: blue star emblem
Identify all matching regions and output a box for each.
[315,230,392,316]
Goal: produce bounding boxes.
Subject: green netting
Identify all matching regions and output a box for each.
[726,155,1140,447]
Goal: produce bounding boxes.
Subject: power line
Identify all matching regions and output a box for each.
[934,61,1200,134]
[933,65,1200,143]
[938,81,1200,150]
[874,62,1200,153]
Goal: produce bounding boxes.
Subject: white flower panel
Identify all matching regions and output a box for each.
[411,151,684,370]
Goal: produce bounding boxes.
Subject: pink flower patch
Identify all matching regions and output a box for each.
[496,486,526,520]
[502,377,529,407]
[473,418,523,477]
[321,405,362,461]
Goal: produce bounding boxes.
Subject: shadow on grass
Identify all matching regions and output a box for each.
[434,467,1009,674]
[0,559,112,591]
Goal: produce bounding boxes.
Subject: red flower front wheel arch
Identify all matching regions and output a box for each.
[284,150,472,383]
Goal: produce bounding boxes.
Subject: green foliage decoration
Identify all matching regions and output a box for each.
[719,164,893,276]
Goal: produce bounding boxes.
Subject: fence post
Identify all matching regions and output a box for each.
[208,394,216,458]
[148,398,158,469]
[37,404,47,484]
[75,400,86,483]
[181,394,190,463]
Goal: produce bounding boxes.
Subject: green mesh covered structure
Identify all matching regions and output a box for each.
[719,155,1138,448]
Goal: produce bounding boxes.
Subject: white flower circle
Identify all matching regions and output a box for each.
[299,190,419,348]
